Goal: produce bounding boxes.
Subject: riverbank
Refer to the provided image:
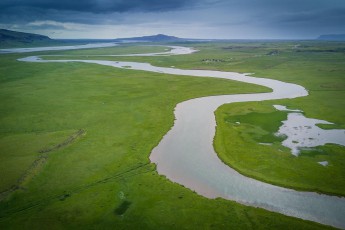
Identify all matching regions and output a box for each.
[214,101,345,197]
[18,46,345,228]
[210,41,345,197]
[0,42,343,229]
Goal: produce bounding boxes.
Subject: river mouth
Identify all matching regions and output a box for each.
[17,45,345,229]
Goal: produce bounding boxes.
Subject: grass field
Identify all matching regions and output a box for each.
[0,42,342,229]
[209,42,345,196]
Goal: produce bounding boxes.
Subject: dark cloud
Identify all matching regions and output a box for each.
[0,0,345,39]
[206,0,345,36]
[0,0,201,25]
[0,0,196,14]
[276,8,345,26]
[0,7,103,24]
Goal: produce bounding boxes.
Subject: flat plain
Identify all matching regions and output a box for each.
[1,41,344,229]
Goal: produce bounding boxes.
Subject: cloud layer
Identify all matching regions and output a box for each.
[1,0,344,39]
[0,0,197,13]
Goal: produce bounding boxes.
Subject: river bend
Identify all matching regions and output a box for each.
[17,46,345,229]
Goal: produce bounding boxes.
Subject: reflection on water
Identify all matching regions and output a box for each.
[274,108,345,156]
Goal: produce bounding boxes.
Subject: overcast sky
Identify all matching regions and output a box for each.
[1,0,344,39]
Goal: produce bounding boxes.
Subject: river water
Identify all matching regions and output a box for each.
[16,46,345,229]
[0,43,118,54]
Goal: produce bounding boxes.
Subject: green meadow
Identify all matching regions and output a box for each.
[0,42,343,229]
[210,42,345,196]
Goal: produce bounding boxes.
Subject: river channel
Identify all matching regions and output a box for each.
[14,45,345,229]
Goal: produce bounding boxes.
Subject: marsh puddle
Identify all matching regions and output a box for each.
[274,105,345,156]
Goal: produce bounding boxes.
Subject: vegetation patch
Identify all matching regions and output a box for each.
[115,200,132,215]
[0,129,85,201]
[38,129,85,153]
[215,101,345,196]
[223,110,287,143]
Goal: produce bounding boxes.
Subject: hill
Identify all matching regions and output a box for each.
[115,34,183,42]
[0,29,54,48]
[317,34,345,41]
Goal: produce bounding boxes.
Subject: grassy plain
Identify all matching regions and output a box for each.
[56,42,345,196]
[0,42,341,229]
[207,42,345,196]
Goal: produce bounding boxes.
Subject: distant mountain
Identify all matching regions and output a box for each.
[317,34,345,41]
[0,29,55,48]
[0,29,52,43]
[115,34,183,42]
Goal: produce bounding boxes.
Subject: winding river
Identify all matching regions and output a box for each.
[0,42,118,53]
[11,45,345,229]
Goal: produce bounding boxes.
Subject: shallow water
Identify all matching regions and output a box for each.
[17,47,345,229]
[100,45,197,56]
[318,161,329,166]
[275,112,345,156]
[273,104,302,112]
